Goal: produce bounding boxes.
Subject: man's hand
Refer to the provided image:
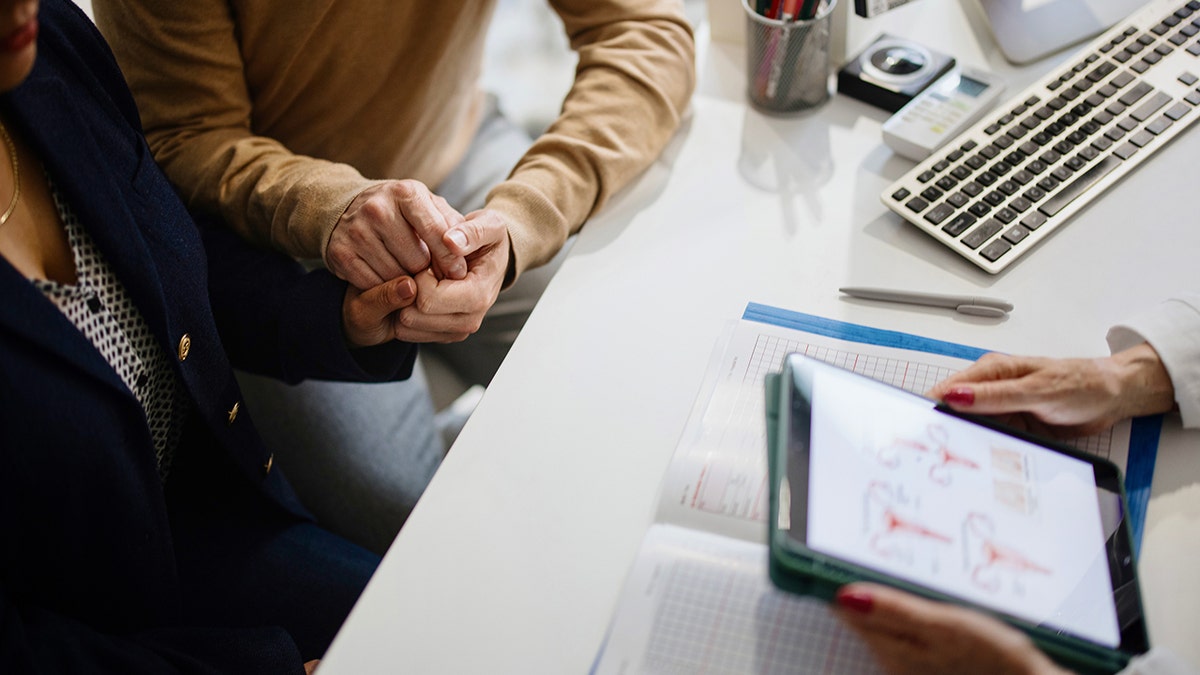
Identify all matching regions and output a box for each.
[326,180,469,289]
[392,209,511,344]
[926,344,1175,438]
[833,583,1071,675]
[343,275,419,348]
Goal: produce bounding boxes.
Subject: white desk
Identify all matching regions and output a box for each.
[322,2,1200,671]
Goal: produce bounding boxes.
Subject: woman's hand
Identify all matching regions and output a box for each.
[926,344,1175,438]
[342,275,418,348]
[833,583,1070,675]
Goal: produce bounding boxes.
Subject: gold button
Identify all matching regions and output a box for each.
[263,453,274,477]
[227,401,240,425]
[177,334,192,361]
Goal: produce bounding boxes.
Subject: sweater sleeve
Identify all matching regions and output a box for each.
[1106,294,1200,429]
[91,0,378,261]
[486,0,695,280]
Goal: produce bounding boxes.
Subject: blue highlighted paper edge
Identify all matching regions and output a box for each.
[743,301,1160,553]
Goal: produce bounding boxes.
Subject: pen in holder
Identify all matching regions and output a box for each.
[743,0,837,114]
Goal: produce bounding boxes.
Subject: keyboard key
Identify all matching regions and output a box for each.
[891,188,910,201]
[1037,176,1060,191]
[1002,225,1031,244]
[1037,155,1119,216]
[1087,61,1117,81]
[1091,136,1113,151]
[906,197,929,212]
[1188,91,1200,105]
[1012,169,1034,185]
[935,176,958,190]
[980,239,1012,262]
[1111,71,1135,88]
[962,182,983,197]
[1165,101,1191,119]
[1051,166,1074,181]
[998,180,1019,196]
[1026,160,1048,174]
[924,202,956,225]
[1023,186,1046,202]
[942,213,976,237]
[962,218,1003,249]
[951,165,973,180]
[1021,212,1047,230]
[1131,91,1172,121]
[947,192,969,207]
[994,207,1018,224]
[1009,196,1033,212]
[918,170,936,183]
[968,202,992,217]
[976,171,998,186]
[1146,116,1173,135]
[984,190,1006,206]
[1130,129,1155,146]
[1118,81,1153,106]
[1114,141,1139,159]
[921,187,944,201]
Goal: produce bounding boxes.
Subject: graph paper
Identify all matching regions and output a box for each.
[591,524,881,675]
[657,309,1133,544]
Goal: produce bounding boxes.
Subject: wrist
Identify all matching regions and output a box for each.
[1108,342,1176,419]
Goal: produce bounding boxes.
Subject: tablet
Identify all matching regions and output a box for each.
[765,353,1149,673]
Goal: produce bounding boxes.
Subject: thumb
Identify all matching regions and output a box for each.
[444,213,504,257]
[358,275,417,316]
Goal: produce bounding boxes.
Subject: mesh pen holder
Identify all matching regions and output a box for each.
[743,0,837,114]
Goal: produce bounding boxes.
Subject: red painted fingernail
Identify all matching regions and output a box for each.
[943,387,975,406]
[836,589,874,614]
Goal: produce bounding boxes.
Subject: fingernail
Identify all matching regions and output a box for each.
[398,279,415,300]
[835,589,874,614]
[447,229,468,248]
[943,387,975,406]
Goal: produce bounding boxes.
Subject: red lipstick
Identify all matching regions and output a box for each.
[1,16,37,54]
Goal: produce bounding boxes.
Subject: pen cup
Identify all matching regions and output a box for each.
[743,0,837,114]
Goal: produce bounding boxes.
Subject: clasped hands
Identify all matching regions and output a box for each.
[334,180,510,349]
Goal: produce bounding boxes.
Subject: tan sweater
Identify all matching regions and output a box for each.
[92,0,696,280]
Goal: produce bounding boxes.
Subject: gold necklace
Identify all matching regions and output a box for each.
[0,121,20,227]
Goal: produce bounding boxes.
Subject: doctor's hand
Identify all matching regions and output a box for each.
[325,180,469,289]
[393,208,511,344]
[833,583,1071,675]
[926,344,1175,438]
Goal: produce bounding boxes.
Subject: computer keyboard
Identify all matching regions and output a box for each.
[881,0,1200,274]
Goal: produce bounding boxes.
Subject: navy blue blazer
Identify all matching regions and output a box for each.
[0,1,417,671]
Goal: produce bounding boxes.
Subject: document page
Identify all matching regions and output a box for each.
[591,524,881,675]
[657,310,1134,544]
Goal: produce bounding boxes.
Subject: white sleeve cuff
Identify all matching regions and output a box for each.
[1106,295,1200,430]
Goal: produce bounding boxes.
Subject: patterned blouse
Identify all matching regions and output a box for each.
[33,184,186,482]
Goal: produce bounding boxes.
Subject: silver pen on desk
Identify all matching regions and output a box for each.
[839,286,1014,317]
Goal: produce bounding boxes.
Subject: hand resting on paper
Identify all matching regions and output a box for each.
[926,344,1176,439]
[833,583,1071,675]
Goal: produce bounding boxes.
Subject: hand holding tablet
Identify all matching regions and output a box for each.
[765,354,1149,673]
